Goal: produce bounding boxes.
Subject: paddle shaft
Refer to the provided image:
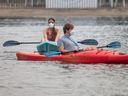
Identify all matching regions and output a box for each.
[20,42,41,44]
[58,41,121,54]
[97,46,108,48]
[17,39,97,45]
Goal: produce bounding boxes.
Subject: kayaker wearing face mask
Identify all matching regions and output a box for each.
[42,18,61,42]
[57,23,96,53]
[57,23,80,53]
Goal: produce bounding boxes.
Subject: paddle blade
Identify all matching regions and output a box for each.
[3,40,20,47]
[107,41,121,48]
[78,39,98,45]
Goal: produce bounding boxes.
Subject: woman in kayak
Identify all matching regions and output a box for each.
[57,23,96,53]
[42,18,61,42]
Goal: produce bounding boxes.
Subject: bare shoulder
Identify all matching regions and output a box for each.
[43,27,49,32]
[55,27,61,33]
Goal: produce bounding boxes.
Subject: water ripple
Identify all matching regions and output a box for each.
[0,17,128,96]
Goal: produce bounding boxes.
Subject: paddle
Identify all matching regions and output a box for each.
[44,41,121,57]
[61,42,121,54]
[97,41,121,48]
[3,39,98,47]
[3,40,41,47]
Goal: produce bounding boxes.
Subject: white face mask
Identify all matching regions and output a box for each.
[67,30,74,36]
[49,23,55,28]
[70,32,74,36]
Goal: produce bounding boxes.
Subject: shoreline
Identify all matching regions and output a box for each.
[0,8,128,18]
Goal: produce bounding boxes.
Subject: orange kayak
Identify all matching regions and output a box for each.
[16,49,128,64]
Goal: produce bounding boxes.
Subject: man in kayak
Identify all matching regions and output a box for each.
[42,18,61,42]
[57,23,96,53]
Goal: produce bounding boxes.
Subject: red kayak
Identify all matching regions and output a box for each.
[16,49,128,64]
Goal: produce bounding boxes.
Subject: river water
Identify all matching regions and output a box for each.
[0,17,128,96]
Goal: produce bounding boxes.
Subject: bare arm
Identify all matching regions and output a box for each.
[42,29,48,41]
[55,28,61,42]
[84,45,97,51]
[58,45,69,53]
